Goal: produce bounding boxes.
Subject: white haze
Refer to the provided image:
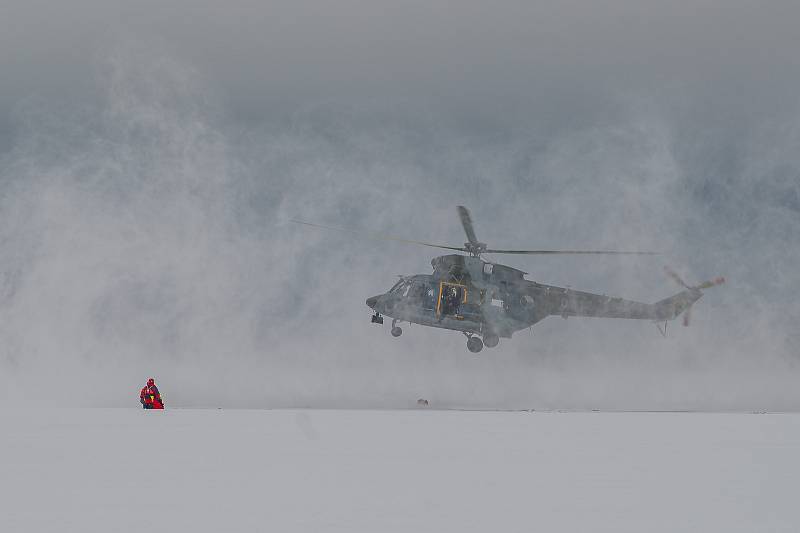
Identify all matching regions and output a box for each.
[0,1,798,409]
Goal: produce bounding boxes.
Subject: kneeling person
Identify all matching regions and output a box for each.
[140,378,165,409]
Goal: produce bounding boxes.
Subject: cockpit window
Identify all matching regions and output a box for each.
[389,280,405,293]
[390,279,412,295]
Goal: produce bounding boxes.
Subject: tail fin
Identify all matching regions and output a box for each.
[653,272,725,324]
[652,290,702,322]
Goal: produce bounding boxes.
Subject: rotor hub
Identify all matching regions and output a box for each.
[464,242,487,257]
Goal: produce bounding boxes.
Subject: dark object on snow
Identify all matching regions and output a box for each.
[140,378,165,409]
[417,398,429,407]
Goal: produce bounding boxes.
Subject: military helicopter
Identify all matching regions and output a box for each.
[293,206,724,352]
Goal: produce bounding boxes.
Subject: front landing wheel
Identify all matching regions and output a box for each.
[467,336,483,353]
[391,326,403,337]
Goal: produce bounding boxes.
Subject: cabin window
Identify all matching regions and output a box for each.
[408,282,436,309]
[408,282,426,298]
[423,286,436,310]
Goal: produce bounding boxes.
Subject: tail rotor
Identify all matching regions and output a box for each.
[663,267,725,326]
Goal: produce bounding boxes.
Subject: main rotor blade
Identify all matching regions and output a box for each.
[456,206,480,246]
[484,249,660,255]
[290,219,466,252]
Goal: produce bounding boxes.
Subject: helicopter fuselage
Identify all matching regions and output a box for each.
[367,254,564,338]
[367,254,706,349]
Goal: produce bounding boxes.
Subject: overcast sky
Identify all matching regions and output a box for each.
[1,1,799,409]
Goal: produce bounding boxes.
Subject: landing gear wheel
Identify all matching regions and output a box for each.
[391,326,403,337]
[483,334,499,348]
[467,336,484,353]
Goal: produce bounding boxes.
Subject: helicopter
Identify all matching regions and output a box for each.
[293,206,724,352]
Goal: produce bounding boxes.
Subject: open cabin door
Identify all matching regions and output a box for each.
[436,281,468,319]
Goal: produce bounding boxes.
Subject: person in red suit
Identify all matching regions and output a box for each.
[139,378,165,409]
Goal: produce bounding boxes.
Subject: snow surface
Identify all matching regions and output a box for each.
[1,408,798,532]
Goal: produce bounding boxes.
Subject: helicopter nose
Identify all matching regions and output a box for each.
[366,295,379,308]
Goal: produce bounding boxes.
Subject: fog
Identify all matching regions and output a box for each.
[0,1,798,409]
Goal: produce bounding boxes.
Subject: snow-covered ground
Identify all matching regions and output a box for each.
[1,408,797,532]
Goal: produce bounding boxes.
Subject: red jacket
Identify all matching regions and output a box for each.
[140,384,164,409]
